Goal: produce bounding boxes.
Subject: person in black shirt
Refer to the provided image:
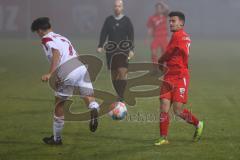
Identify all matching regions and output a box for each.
[97,0,134,102]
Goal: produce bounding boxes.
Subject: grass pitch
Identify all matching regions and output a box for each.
[0,39,239,160]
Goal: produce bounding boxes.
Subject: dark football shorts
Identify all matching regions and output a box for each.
[106,52,129,70]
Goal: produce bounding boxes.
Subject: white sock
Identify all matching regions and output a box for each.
[53,115,64,141]
[89,101,100,111]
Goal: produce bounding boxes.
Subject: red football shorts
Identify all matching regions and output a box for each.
[160,75,189,104]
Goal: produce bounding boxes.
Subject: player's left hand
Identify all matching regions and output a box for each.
[97,48,104,53]
[128,50,135,60]
[159,64,164,71]
[41,73,51,82]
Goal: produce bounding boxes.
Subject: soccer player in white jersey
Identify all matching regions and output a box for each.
[31,17,100,145]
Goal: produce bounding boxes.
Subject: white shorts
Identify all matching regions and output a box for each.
[55,65,94,98]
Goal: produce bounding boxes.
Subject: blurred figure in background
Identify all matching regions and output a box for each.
[146,0,169,74]
[97,0,134,103]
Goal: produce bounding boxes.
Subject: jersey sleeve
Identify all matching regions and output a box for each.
[42,37,59,52]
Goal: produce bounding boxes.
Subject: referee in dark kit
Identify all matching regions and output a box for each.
[97,0,134,103]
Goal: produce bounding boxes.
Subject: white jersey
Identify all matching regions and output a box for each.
[41,32,93,97]
[41,32,78,66]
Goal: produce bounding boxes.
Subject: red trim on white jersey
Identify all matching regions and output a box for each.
[41,37,53,51]
[42,37,53,45]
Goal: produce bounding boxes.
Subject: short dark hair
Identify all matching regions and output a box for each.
[31,17,51,32]
[169,11,185,25]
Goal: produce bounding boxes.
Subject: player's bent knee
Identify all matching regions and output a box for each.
[173,108,181,116]
[117,69,128,80]
[172,102,183,116]
[160,99,171,112]
[160,105,170,113]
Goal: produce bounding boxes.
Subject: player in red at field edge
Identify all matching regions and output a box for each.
[155,11,204,146]
[147,1,169,74]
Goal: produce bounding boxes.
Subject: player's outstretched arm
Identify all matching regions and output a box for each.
[41,48,60,82]
[127,18,134,47]
[127,17,135,59]
[97,18,109,53]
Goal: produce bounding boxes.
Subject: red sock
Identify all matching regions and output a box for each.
[160,112,170,137]
[180,109,199,127]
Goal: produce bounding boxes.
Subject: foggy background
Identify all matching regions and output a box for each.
[0,0,239,39]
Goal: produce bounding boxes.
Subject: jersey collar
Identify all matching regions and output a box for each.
[173,29,184,35]
[114,14,124,20]
[43,31,54,38]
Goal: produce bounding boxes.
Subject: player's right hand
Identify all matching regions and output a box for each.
[41,73,51,82]
[97,48,104,53]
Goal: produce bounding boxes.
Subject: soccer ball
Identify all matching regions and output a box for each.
[108,102,127,120]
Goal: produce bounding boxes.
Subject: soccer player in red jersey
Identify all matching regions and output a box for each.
[155,11,204,145]
[147,1,169,74]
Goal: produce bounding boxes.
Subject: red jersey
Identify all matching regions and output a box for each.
[164,29,191,77]
[147,14,168,38]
